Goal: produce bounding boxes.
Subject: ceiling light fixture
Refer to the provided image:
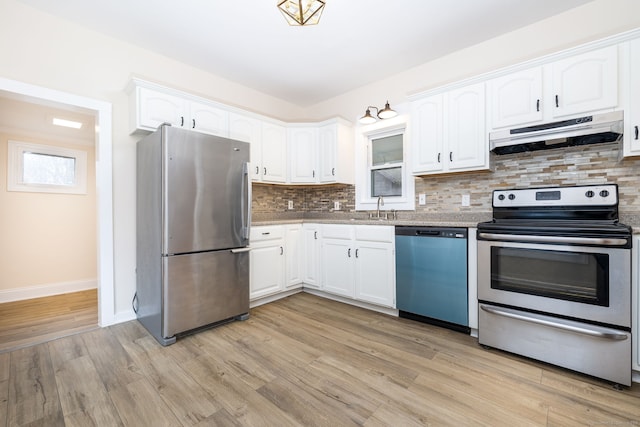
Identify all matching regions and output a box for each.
[277,0,325,26]
[359,101,398,124]
[52,117,83,129]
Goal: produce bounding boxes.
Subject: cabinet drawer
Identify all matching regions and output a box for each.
[250,226,284,242]
[354,225,394,243]
[322,224,353,240]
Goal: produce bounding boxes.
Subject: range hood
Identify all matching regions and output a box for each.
[489,111,623,155]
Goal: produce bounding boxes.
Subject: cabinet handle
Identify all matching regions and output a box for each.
[192,119,196,129]
[255,166,259,175]
[437,153,441,163]
[348,248,351,258]
[314,231,318,240]
[449,152,453,162]
[355,248,359,258]
[536,99,540,112]
[280,246,284,255]
[263,167,267,176]
[180,116,184,127]
[555,95,559,108]
[332,167,335,176]
[262,232,270,235]
[635,125,639,140]
[312,170,315,178]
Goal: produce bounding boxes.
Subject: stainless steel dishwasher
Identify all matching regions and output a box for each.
[395,226,469,333]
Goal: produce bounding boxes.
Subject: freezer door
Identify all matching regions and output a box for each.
[162,249,249,338]
[163,127,250,254]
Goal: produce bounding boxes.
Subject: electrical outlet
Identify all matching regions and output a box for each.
[418,193,426,205]
[288,200,293,210]
[461,194,470,207]
[334,201,340,211]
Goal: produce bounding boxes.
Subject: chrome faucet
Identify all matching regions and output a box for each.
[376,196,384,218]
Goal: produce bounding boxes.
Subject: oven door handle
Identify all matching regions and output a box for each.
[480,305,629,341]
[478,232,628,246]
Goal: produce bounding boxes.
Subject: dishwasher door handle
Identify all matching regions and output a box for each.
[415,230,440,236]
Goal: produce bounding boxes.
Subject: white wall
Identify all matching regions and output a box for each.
[303,0,640,122]
[1,0,639,322]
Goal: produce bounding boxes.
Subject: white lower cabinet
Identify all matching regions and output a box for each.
[321,224,396,308]
[250,226,285,300]
[302,224,322,289]
[285,224,303,289]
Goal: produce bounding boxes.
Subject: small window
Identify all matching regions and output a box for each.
[8,141,87,194]
[370,134,403,198]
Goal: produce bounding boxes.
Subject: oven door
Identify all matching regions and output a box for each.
[478,239,630,328]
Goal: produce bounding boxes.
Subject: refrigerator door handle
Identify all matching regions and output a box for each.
[241,162,252,241]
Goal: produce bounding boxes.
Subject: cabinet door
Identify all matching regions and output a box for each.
[447,83,487,172]
[285,225,303,289]
[321,239,355,298]
[229,113,262,181]
[288,127,318,183]
[625,39,640,157]
[354,241,395,308]
[189,101,229,137]
[489,67,543,129]
[411,94,445,173]
[302,225,322,288]
[250,243,284,299]
[318,125,337,182]
[261,122,287,183]
[137,87,186,130]
[551,45,618,118]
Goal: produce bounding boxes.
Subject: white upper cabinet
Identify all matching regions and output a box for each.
[229,112,263,180]
[624,38,640,157]
[318,120,354,184]
[132,87,186,132]
[131,86,229,136]
[288,126,319,183]
[488,45,618,131]
[412,83,487,175]
[551,46,618,118]
[489,68,543,129]
[261,122,287,183]
[448,83,487,172]
[188,101,229,137]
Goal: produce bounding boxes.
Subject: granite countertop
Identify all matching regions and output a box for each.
[252,211,640,233]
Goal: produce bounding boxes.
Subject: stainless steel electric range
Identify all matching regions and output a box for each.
[477,184,632,386]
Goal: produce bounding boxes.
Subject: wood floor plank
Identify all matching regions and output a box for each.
[109,379,182,427]
[6,344,63,426]
[0,290,98,354]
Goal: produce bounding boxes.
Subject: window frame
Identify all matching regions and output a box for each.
[7,140,88,194]
[355,118,415,211]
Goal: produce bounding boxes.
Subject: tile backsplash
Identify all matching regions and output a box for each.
[252,141,640,215]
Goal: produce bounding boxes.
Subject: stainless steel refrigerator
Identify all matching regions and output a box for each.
[136,124,251,346]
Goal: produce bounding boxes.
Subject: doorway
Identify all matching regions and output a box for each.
[0,77,114,332]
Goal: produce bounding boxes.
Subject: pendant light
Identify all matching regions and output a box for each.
[278,0,326,26]
[359,101,398,124]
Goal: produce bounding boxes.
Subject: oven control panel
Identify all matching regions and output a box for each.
[493,184,618,207]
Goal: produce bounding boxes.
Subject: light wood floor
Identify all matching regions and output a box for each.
[1,292,639,426]
[0,289,98,354]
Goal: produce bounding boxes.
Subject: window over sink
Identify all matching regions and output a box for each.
[355,118,415,211]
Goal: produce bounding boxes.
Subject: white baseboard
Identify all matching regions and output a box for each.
[0,279,97,303]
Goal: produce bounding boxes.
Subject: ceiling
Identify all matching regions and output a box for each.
[17,0,593,107]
